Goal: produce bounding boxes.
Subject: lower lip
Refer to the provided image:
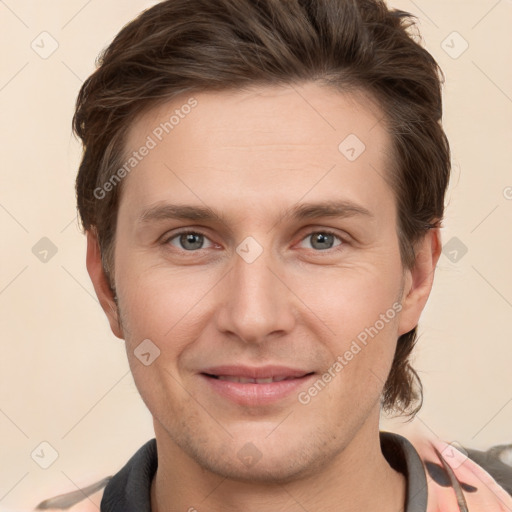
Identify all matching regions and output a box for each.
[200,373,315,406]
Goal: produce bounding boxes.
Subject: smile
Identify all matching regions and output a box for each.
[199,366,315,406]
[207,375,302,383]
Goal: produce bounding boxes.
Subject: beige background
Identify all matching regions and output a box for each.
[0,0,511,510]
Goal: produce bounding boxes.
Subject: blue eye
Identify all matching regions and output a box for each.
[163,229,346,253]
[299,230,344,251]
[165,231,214,251]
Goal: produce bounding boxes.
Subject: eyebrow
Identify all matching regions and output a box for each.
[138,200,374,226]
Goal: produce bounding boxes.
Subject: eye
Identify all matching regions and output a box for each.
[162,228,347,254]
[164,230,214,251]
[298,229,345,251]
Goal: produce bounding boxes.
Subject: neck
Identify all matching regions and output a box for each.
[150,415,406,512]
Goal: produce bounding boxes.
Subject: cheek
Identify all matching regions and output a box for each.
[117,251,188,319]
[310,318,400,425]
[305,262,402,334]
[308,271,403,403]
[115,262,216,359]
[336,280,402,376]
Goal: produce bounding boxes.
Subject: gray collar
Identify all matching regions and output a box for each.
[380,431,428,512]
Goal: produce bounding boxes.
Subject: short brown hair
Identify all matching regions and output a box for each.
[73,0,451,418]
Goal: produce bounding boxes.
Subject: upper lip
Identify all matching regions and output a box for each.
[200,365,313,379]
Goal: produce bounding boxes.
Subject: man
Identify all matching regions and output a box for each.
[37,0,512,510]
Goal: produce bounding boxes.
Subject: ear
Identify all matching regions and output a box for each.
[397,228,442,336]
[86,229,124,339]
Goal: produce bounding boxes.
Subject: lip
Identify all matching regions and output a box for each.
[199,365,315,406]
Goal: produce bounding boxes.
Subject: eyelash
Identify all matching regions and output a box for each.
[161,228,348,255]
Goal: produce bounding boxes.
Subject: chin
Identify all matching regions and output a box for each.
[197,454,316,484]
[180,432,335,484]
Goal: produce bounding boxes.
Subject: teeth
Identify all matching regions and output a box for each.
[217,376,247,382]
[216,375,293,383]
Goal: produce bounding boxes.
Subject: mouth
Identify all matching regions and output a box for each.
[199,366,316,405]
[203,374,311,383]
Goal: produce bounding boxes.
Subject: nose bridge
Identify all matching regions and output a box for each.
[217,236,294,342]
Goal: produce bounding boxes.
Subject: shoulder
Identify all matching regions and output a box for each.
[405,431,512,505]
[33,477,110,512]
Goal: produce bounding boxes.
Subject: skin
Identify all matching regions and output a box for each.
[87,82,441,512]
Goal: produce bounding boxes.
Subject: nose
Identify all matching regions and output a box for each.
[215,240,296,344]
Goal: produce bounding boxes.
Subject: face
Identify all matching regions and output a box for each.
[88,82,437,482]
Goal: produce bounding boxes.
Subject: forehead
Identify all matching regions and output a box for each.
[119,82,394,221]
